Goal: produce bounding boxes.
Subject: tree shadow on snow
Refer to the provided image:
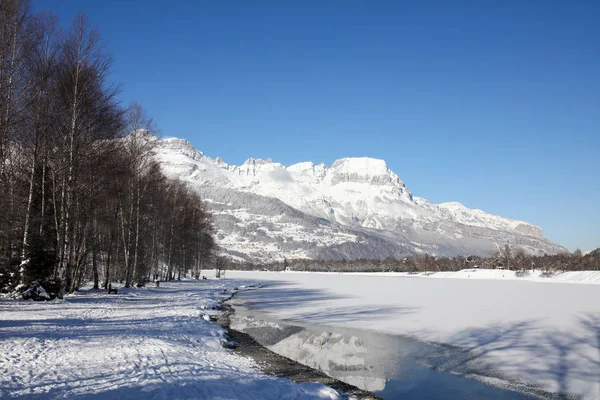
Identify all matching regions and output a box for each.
[0,279,273,342]
[231,285,350,311]
[289,305,418,325]
[232,283,419,329]
[420,315,600,399]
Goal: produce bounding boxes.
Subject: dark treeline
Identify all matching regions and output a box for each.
[236,246,600,273]
[0,1,214,297]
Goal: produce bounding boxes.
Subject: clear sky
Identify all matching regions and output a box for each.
[33,1,599,252]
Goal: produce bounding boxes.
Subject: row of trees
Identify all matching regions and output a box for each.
[0,1,215,296]
[236,246,600,273]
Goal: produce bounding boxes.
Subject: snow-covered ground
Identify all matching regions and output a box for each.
[226,269,600,399]
[0,279,346,400]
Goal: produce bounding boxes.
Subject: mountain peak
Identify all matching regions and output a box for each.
[439,201,468,210]
[243,157,274,165]
[327,157,408,193]
[151,136,566,261]
[331,157,388,176]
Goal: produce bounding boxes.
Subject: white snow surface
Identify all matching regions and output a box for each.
[0,279,347,400]
[226,270,600,399]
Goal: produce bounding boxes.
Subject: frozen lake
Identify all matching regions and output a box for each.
[230,297,544,399]
[226,270,600,398]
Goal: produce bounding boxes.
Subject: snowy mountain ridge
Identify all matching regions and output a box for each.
[150,135,565,262]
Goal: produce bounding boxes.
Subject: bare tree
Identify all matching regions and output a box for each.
[54,13,122,296]
[119,103,155,287]
[0,0,29,285]
[500,244,511,270]
[19,12,60,278]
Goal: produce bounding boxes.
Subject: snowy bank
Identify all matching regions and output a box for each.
[0,279,347,399]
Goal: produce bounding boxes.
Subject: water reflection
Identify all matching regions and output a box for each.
[231,311,387,392]
[230,297,547,399]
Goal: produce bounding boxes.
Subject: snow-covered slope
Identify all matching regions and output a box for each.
[150,135,566,262]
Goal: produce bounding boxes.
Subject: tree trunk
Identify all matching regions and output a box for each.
[21,148,37,265]
[51,169,60,278]
[91,210,99,289]
[119,203,131,287]
[131,178,141,285]
[103,238,111,289]
[39,148,46,236]
[91,249,98,289]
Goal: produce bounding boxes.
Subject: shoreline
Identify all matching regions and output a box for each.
[216,291,382,400]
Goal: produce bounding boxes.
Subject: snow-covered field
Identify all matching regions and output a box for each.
[226,269,600,399]
[0,279,345,400]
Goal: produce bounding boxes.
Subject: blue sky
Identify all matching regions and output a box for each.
[33,1,599,251]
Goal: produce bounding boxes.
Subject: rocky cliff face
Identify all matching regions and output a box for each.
[150,135,566,262]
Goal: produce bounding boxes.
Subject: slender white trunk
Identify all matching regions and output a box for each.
[51,169,60,277]
[19,158,35,284]
[131,178,141,284]
[119,201,131,287]
[39,149,46,236]
[21,152,37,258]
[166,191,177,281]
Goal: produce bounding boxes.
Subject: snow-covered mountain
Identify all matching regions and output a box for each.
[585,248,600,257]
[151,136,566,262]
